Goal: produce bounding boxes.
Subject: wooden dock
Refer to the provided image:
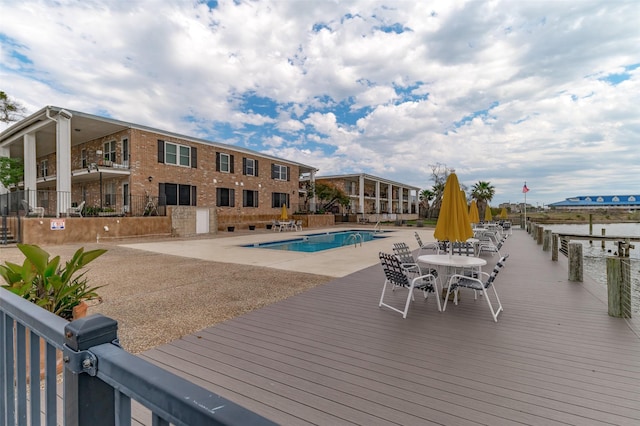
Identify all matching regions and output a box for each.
[140,229,640,425]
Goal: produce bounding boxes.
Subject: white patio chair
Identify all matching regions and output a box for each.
[67,200,85,217]
[294,220,303,231]
[414,232,438,253]
[477,239,505,257]
[392,242,438,279]
[378,252,441,318]
[443,255,508,322]
[21,200,44,218]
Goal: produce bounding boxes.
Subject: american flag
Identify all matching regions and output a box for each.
[522,183,530,193]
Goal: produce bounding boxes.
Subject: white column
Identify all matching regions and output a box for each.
[414,189,419,215]
[309,169,316,212]
[399,186,405,214]
[358,175,365,214]
[375,181,380,214]
[56,110,73,216]
[23,133,38,206]
[387,183,393,214]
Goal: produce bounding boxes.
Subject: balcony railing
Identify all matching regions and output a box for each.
[1,288,275,425]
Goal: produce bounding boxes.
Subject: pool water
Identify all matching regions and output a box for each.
[245,230,388,253]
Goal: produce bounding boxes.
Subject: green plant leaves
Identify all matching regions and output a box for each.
[0,244,107,320]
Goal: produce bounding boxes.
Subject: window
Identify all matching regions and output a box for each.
[104,140,117,163]
[157,140,197,168]
[165,143,177,165]
[243,158,258,176]
[81,149,87,168]
[271,163,289,181]
[272,192,289,208]
[40,159,48,177]
[216,152,234,173]
[216,188,235,207]
[121,138,129,167]
[243,190,259,207]
[160,183,197,206]
[104,181,116,206]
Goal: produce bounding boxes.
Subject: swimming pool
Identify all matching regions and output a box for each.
[245,230,388,253]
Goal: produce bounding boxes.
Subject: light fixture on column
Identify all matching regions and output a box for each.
[148,176,153,182]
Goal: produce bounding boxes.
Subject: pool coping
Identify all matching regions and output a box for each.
[120,226,434,277]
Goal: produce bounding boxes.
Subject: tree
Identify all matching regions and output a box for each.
[426,163,453,218]
[470,181,496,219]
[314,182,350,213]
[0,91,26,123]
[418,189,434,218]
[0,91,26,189]
[0,157,24,189]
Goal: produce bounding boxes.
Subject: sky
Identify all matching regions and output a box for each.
[1,0,639,207]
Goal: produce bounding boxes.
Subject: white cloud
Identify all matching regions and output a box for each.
[1,0,639,205]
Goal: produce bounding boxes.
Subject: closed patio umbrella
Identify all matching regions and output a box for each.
[484,204,493,222]
[469,200,480,223]
[280,204,288,221]
[500,207,508,219]
[434,172,473,254]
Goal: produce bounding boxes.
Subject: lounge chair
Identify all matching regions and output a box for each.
[67,201,85,217]
[21,200,44,218]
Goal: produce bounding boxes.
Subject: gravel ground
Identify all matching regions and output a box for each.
[1,241,333,354]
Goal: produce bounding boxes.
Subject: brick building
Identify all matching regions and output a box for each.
[0,106,318,225]
[315,174,420,221]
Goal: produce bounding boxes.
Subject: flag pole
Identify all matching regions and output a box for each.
[523,182,527,228]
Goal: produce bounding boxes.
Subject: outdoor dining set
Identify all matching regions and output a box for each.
[378,171,511,322]
[379,229,509,322]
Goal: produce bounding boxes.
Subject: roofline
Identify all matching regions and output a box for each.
[316,173,421,190]
[1,106,318,172]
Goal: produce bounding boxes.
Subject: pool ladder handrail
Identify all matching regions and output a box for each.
[344,232,363,248]
[373,221,381,233]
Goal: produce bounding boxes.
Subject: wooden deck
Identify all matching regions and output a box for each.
[140,230,640,425]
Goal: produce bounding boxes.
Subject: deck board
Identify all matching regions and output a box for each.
[141,229,640,425]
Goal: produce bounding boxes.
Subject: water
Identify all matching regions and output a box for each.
[246,230,388,253]
[541,223,640,315]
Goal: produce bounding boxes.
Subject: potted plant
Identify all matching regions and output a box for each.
[248,224,256,231]
[0,244,107,378]
[0,244,107,320]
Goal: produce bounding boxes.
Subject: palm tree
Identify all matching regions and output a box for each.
[470,181,496,219]
[419,189,434,218]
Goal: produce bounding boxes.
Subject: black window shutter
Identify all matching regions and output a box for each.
[242,190,247,206]
[158,183,165,205]
[255,191,259,207]
[230,189,235,207]
[191,186,197,206]
[216,188,221,207]
[191,147,197,169]
[157,140,164,163]
[216,152,220,172]
[255,159,259,177]
[271,164,277,179]
[230,155,235,173]
[286,166,290,181]
[242,158,247,175]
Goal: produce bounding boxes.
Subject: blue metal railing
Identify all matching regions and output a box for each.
[1,289,275,426]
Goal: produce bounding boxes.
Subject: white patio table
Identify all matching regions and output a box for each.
[417,254,487,293]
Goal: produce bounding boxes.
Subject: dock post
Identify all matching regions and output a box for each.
[601,228,606,250]
[536,226,543,245]
[568,243,583,282]
[606,257,631,318]
[551,233,558,261]
[543,230,551,251]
